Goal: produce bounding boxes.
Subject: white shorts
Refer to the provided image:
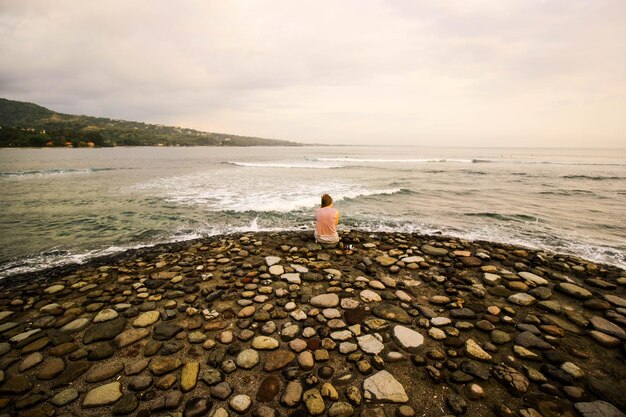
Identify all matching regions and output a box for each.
[314,231,339,245]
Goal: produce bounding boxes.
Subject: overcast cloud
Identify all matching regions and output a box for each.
[1,0,625,146]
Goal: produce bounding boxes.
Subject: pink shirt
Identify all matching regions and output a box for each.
[315,207,338,237]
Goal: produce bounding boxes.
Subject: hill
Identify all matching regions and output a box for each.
[0,98,301,147]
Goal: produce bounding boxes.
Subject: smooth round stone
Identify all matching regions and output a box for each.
[391,325,424,352]
[519,271,549,286]
[429,296,451,305]
[310,293,340,308]
[555,283,593,300]
[298,351,315,370]
[339,342,358,354]
[508,293,537,306]
[93,309,118,323]
[254,295,269,303]
[357,334,385,355]
[397,405,416,417]
[341,298,360,309]
[238,306,256,318]
[281,380,303,407]
[302,327,317,338]
[303,388,325,415]
[290,310,307,321]
[60,317,91,332]
[284,302,296,311]
[44,284,65,294]
[289,339,308,352]
[236,349,260,369]
[269,265,284,275]
[369,280,385,290]
[82,381,123,407]
[229,394,252,413]
[431,317,451,327]
[323,308,342,319]
[360,290,382,303]
[465,383,485,400]
[252,336,279,350]
[464,339,492,361]
[181,362,200,392]
[133,311,160,327]
[428,327,446,340]
[218,331,234,344]
[491,330,512,345]
[18,352,43,372]
[487,306,501,315]
[37,357,65,380]
[257,375,281,402]
[50,388,79,406]
[84,361,124,382]
[188,331,207,344]
[265,256,281,266]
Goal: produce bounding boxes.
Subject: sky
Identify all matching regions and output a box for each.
[1,1,625,147]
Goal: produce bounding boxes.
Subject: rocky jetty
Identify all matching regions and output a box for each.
[0,230,624,417]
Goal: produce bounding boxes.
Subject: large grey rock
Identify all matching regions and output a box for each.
[363,370,408,403]
[555,283,593,300]
[575,401,625,417]
[421,245,448,256]
[590,316,626,340]
[392,325,424,352]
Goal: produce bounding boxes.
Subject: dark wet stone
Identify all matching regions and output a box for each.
[128,375,153,391]
[344,308,367,326]
[460,360,491,380]
[113,393,139,415]
[48,342,78,357]
[153,323,183,341]
[264,350,296,371]
[459,256,481,267]
[575,400,625,417]
[488,286,513,298]
[151,390,183,411]
[184,397,212,417]
[52,360,91,388]
[87,342,116,360]
[515,331,554,350]
[37,357,65,380]
[372,303,412,324]
[257,375,281,402]
[161,340,184,355]
[540,364,575,385]
[447,393,467,415]
[85,361,124,383]
[143,341,163,356]
[144,280,165,290]
[450,308,476,320]
[0,375,32,394]
[491,364,529,397]
[200,367,223,386]
[211,381,233,400]
[83,317,127,344]
[588,378,626,409]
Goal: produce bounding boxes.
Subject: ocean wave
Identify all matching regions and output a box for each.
[464,212,542,222]
[313,157,476,163]
[561,175,625,181]
[0,167,121,179]
[225,161,343,169]
[166,186,407,212]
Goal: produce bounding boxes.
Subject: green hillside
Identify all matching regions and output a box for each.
[0,98,301,147]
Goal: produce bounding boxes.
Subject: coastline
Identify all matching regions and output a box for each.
[0,230,624,416]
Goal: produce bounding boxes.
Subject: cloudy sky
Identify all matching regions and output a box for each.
[1,1,625,147]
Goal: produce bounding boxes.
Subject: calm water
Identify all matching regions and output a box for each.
[1,146,625,277]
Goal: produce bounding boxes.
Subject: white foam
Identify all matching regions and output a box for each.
[227,161,343,169]
[314,157,474,163]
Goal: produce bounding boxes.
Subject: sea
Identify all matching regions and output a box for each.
[0,146,625,278]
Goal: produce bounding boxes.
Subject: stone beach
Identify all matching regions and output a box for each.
[0,230,624,417]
